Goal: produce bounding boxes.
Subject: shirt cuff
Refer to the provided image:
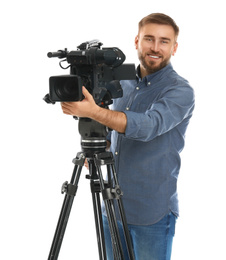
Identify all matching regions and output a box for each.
[124,110,142,139]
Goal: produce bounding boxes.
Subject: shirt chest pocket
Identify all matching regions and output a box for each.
[131,93,158,113]
[131,88,164,113]
[134,102,151,112]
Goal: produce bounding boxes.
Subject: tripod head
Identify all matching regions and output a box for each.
[78,117,108,158]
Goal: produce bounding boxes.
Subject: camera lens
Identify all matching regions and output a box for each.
[50,75,83,102]
[56,80,77,100]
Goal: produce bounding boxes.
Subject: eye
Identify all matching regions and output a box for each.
[161,39,170,44]
[144,37,153,42]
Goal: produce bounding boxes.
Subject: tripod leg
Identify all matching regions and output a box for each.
[94,153,125,260]
[104,199,124,260]
[110,163,135,260]
[91,179,107,260]
[89,160,107,260]
[48,152,85,260]
[94,151,135,260]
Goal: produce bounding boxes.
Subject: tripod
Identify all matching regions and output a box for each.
[47,118,135,260]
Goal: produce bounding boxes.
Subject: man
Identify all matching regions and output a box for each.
[61,13,195,260]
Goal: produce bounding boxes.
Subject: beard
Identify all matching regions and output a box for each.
[138,50,171,74]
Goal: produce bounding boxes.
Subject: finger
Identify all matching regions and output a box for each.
[61,102,77,114]
[61,103,72,115]
[61,102,69,109]
[62,109,72,115]
[62,102,75,108]
[84,158,89,169]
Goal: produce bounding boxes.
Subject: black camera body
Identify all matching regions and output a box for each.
[44,40,136,105]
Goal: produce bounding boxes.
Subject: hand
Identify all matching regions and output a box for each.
[61,86,127,133]
[84,158,89,169]
[61,87,100,118]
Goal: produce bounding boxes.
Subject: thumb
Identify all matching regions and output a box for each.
[82,86,92,100]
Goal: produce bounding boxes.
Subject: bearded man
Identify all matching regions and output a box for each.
[61,13,195,260]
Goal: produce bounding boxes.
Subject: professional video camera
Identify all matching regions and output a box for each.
[43,40,136,106]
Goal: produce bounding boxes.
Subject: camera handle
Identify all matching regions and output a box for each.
[47,150,135,260]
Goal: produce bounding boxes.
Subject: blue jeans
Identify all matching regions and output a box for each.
[102,213,176,260]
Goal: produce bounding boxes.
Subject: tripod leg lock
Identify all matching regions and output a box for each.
[61,181,78,196]
[102,185,123,201]
[72,152,86,166]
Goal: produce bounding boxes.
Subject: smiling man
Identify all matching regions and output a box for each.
[61,13,195,260]
[136,18,178,76]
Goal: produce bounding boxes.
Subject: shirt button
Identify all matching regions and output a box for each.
[126,107,129,110]
[136,87,139,90]
[115,152,118,155]
[147,82,151,86]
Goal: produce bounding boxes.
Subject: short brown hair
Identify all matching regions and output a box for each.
[138,13,179,39]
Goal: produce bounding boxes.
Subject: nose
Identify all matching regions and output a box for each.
[150,41,160,53]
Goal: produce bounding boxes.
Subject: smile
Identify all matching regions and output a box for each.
[148,55,161,59]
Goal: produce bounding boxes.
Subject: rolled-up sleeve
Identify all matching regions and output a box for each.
[124,84,195,142]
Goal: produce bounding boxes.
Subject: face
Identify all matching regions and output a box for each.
[135,23,178,77]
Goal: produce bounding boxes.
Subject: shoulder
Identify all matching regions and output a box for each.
[165,67,194,95]
[156,67,195,108]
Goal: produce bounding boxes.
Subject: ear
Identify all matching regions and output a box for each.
[135,35,139,50]
[172,42,178,56]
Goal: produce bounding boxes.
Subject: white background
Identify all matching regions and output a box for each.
[1,0,226,259]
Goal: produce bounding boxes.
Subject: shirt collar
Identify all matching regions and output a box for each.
[136,63,173,86]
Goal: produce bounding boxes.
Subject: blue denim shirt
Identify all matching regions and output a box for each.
[103,63,195,225]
